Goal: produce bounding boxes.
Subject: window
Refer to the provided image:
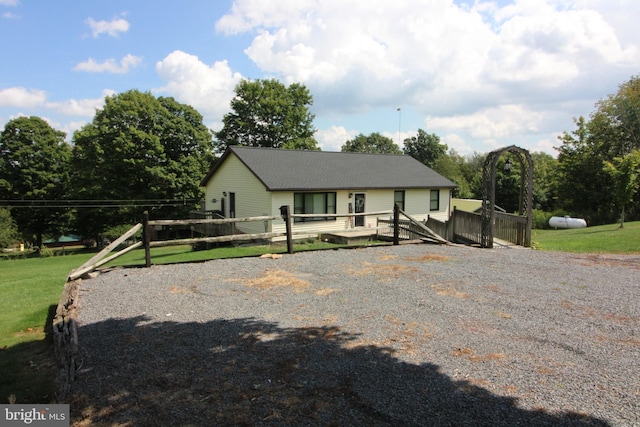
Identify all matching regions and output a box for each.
[430,190,440,211]
[394,190,405,211]
[294,192,336,222]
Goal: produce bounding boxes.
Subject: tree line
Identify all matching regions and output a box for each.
[1,76,640,248]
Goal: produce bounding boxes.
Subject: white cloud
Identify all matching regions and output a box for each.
[315,125,356,151]
[215,1,315,35]
[55,119,92,139]
[441,134,473,156]
[155,50,244,124]
[46,89,113,117]
[428,105,545,141]
[0,0,18,6]
[216,0,640,129]
[74,54,142,74]
[85,16,130,38]
[2,11,19,19]
[0,87,46,108]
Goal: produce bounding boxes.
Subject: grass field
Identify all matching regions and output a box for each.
[533,220,640,253]
[0,251,95,403]
[1,223,638,404]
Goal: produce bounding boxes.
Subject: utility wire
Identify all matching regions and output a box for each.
[0,198,200,208]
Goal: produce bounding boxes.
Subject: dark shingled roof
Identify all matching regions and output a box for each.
[201,146,457,191]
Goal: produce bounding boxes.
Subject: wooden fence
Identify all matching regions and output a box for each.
[494,211,529,246]
[425,216,450,241]
[451,208,483,245]
[423,208,531,247]
[67,205,452,279]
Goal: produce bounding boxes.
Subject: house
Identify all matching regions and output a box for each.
[200,146,457,238]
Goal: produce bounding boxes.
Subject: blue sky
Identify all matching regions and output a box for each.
[1,0,639,156]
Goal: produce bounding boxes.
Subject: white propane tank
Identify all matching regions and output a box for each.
[549,216,587,229]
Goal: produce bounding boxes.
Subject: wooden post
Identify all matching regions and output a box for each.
[143,211,151,267]
[280,205,294,254]
[393,203,400,245]
[450,206,456,242]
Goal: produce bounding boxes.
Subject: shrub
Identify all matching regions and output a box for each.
[532,209,572,229]
[38,247,54,258]
[532,210,551,229]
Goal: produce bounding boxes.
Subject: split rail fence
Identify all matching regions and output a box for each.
[67,205,448,280]
[67,204,531,281]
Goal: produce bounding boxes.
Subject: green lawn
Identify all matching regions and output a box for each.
[532,221,640,253]
[0,252,94,347]
[0,250,95,403]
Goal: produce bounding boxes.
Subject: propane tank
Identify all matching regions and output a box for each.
[549,216,587,229]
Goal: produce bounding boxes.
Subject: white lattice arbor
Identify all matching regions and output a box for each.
[481,145,534,248]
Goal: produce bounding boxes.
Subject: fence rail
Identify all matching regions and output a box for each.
[494,211,529,246]
[448,208,530,247]
[426,216,449,241]
[72,204,540,280]
[452,209,483,245]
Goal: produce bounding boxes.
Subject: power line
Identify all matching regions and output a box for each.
[0,198,201,208]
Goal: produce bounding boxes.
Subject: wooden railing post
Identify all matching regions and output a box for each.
[393,203,400,245]
[450,207,456,242]
[143,211,151,267]
[280,205,294,254]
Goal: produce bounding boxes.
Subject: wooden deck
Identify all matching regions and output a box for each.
[320,229,378,244]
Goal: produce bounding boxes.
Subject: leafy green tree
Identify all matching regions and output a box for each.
[603,149,640,227]
[0,208,20,249]
[403,129,447,168]
[463,152,487,200]
[341,132,402,154]
[556,116,616,224]
[0,116,71,247]
[493,155,522,213]
[72,90,214,239]
[555,75,640,225]
[215,79,318,152]
[530,152,559,212]
[432,150,473,198]
[593,75,640,156]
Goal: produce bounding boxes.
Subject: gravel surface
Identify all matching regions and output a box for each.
[69,243,640,426]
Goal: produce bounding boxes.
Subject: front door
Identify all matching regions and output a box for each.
[354,193,365,227]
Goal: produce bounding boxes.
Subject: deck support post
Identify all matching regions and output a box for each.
[393,203,400,245]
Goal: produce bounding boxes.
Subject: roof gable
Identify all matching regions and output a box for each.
[201,146,457,191]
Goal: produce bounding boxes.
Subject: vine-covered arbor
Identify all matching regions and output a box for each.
[481,145,534,248]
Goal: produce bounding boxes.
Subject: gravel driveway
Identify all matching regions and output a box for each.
[70,243,640,426]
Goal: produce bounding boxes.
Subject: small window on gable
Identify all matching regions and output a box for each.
[430,189,440,211]
[394,190,405,211]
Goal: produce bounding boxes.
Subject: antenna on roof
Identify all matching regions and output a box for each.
[397,107,402,146]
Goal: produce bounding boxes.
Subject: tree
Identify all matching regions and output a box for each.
[593,75,640,156]
[0,208,20,249]
[603,149,640,227]
[530,152,559,212]
[341,132,402,154]
[432,150,473,199]
[554,75,640,225]
[215,79,318,152]
[0,116,71,247]
[71,90,214,239]
[556,116,616,224]
[403,129,447,168]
